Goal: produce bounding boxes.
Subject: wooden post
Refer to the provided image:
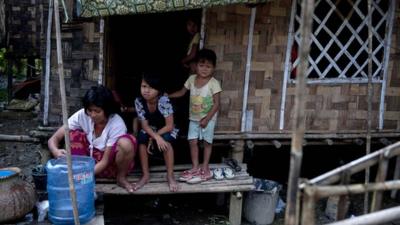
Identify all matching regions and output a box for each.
[284,0,315,225]
[336,172,351,219]
[371,152,389,212]
[391,156,400,199]
[301,186,316,225]
[364,0,373,214]
[98,18,104,85]
[53,0,80,224]
[229,191,243,225]
[229,140,245,225]
[232,140,244,163]
[43,0,53,126]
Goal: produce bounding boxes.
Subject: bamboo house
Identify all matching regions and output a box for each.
[2,0,400,151]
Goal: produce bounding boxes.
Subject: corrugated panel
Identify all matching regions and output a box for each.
[77,0,270,17]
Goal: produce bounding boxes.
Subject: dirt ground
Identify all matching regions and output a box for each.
[1,109,400,225]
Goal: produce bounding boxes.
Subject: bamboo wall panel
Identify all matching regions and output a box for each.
[208,0,400,132]
[383,2,400,130]
[205,5,252,132]
[206,2,292,132]
[44,19,100,125]
[6,0,44,57]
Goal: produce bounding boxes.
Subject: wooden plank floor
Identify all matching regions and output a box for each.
[96,163,254,195]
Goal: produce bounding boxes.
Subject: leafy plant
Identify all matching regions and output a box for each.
[0,47,6,73]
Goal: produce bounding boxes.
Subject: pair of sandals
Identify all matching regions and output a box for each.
[213,167,235,180]
[179,168,213,184]
[224,158,242,172]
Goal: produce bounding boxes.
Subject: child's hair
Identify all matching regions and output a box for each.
[196,48,217,67]
[82,85,120,117]
[142,72,164,96]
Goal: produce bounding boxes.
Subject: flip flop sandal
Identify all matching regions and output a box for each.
[178,168,200,182]
[224,158,242,172]
[187,170,213,184]
[223,167,235,179]
[213,168,224,180]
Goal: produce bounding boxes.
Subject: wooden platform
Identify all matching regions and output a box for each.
[95,163,254,225]
[96,163,254,195]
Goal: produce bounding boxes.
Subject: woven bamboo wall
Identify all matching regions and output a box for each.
[205,5,252,132]
[11,0,395,131]
[206,2,292,132]
[45,20,100,125]
[207,1,399,133]
[39,1,100,125]
[383,1,400,130]
[6,0,43,57]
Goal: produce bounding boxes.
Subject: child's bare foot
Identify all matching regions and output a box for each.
[168,176,179,192]
[133,175,149,191]
[116,176,134,193]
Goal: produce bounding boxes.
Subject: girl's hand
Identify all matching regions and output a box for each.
[147,138,154,155]
[200,117,209,128]
[155,136,171,152]
[53,149,67,158]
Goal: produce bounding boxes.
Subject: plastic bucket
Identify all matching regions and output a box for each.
[32,165,47,191]
[244,178,281,225]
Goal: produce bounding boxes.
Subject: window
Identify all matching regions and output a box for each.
[287,0,393,83]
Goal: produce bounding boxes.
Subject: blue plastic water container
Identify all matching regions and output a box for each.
[46,155,95,225]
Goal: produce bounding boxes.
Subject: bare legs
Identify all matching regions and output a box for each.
[134,142,179,192]
[115,136,136,193]
[188,139,212,175]
[133,144,150,191]
[189,139,200,171]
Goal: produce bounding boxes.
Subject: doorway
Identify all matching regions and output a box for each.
[106,9,202,132]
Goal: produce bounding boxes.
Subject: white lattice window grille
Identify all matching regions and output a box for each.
[286,0,392,84]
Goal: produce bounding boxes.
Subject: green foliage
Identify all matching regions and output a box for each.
[0,48,6,73]
[0,89,6,102]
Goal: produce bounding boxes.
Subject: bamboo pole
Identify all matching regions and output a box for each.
[98,18,104,85]
[0,134,39,142]
[391,156,400,199]
[199,8,206,50]
[43,0,53,126]
[53,0,80,224]
[325,206,400,225]
[336,172,351,220]
[240,7,256,132]
[364,0,373,214]
[371,153,389,211]
[378,0,396,129]
[301,185,316,225]
[305,141,400,186]
[284,1,315,224]
[313,180,400,198]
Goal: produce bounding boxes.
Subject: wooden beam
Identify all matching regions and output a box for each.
[313,180,400,198]
[0,134,39,142]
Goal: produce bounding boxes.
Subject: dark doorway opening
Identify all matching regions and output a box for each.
[107,9,202,133]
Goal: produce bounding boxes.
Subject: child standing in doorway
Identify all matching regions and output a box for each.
[133,73,179,192]
[181,18,200,74]
[169,48,222,183]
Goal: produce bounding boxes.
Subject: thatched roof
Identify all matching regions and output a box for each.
[77,0,271,17]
